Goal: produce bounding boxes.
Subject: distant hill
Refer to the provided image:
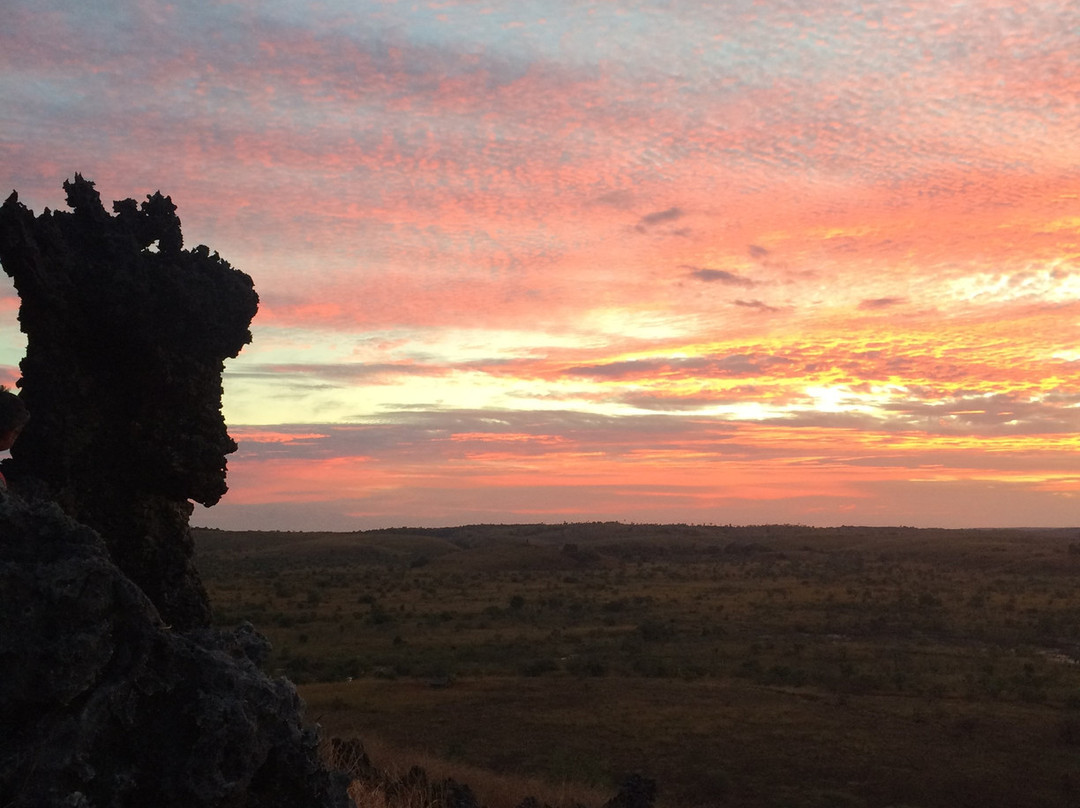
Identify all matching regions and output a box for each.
[193,521,1078,576]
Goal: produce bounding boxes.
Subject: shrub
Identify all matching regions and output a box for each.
[520,658,558,677]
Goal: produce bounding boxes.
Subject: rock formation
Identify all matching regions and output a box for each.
[0,174,257,630]
[0,493,349,807]
[0,178,349,807]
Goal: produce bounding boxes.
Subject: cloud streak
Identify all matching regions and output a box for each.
[685,266,756,287]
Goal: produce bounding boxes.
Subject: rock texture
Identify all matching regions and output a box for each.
[0,493,349,807]
[0,177,349,807]
[0,174,258,630]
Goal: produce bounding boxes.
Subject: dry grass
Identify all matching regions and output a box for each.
[346,779,396,808]
[327,733,612,808]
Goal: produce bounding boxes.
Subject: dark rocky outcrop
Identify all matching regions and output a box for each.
[0,493,349,807]
[0,174,257,630]
[0,178,349,807]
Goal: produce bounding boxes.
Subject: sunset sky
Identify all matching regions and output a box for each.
[3,1,1080,530]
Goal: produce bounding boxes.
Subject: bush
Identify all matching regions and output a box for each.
[566,656,607,677]
[636,620,668,642]
[520,658,558,677]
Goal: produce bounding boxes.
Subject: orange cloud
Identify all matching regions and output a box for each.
[8,1,1080,530]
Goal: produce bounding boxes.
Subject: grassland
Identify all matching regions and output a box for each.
[195,522,1080,808]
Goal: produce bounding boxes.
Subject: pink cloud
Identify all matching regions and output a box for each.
[7,1,1080,531]
[202,416,1080,530]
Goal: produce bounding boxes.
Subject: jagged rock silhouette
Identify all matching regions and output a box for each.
[0,174,257,629]
[0,177,349,807]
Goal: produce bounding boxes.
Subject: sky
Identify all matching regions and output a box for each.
[2,0,1080,531]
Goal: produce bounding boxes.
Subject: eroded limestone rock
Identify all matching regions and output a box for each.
[0,177,349,807]
[0,174,258,629]
[0,493,349,807]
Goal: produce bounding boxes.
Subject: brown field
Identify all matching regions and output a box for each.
[195,522,1080,807]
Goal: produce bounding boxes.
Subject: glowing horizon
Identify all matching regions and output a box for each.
[2,1,1079,530]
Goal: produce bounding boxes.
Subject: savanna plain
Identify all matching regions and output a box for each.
[195,522,1080,808]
